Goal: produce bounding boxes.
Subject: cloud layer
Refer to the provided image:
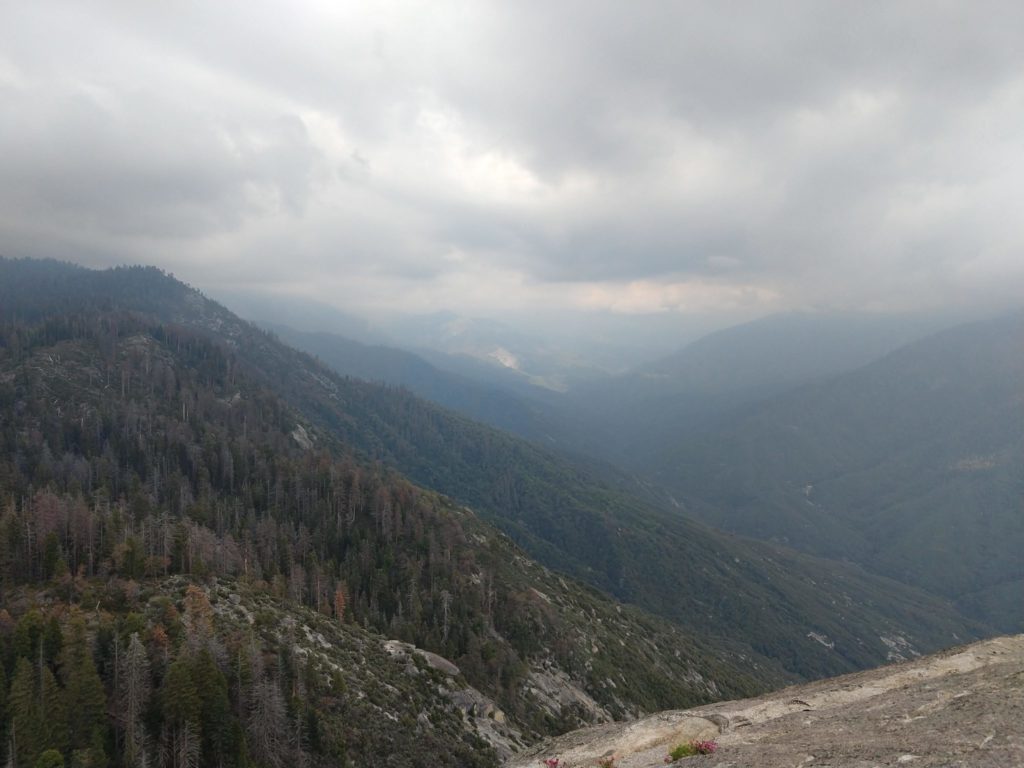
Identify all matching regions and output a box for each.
[2,1,1024,324]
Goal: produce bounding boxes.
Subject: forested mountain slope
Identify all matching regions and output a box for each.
[653,313,1024,631]
[0,579,508,768]
[0,298,782,767]
[0,258,989,684]
[267,324,570,445]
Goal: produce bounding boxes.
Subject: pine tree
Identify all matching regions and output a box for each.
[37,666,67,757]
[89,730,108,768]
[8,659,66,768]
[13,613,43,664]
[59,619,106,752]
[9,658,39,768]
[162,656,201,768]
[161,658,199,730]
[191,650,231,768]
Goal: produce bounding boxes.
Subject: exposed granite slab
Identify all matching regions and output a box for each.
[508,634,1024,768]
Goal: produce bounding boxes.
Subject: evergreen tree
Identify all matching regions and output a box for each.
[88,729,107,768]
[9,658,39,768]
[162,658,200,730]
[162,656,202,768]
[9,659,66,768]
[191,650,231,768]
[58,619,106,753]
[13,613,43,664]
[37,667,67,758]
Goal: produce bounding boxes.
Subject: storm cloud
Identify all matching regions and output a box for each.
[2,1,1023,324]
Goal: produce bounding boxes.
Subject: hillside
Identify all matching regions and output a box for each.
[0,578,507,768]
[652,313,1024,631]
[266,324,570,445]
[0,259,990,684]
[560,312,958,467]
[510,633,1024,767]
[0,297,788,764]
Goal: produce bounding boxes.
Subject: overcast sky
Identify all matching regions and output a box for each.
[2,1,1024,336]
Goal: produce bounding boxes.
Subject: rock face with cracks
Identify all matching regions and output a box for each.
[508,634,1024,768]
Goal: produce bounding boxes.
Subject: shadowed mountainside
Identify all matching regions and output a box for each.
[650,313,1024,632]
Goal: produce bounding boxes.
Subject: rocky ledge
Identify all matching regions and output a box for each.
[508,634,1024,768]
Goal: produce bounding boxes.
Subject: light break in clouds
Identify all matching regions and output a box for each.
[2,1,1024,325]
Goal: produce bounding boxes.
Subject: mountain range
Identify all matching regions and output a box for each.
[0,256,1014,767]
[648,312,1024,632]
[0,258,981,678]
[262,291,1021,638]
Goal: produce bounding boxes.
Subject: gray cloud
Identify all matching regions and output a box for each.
[2,1,1024,329]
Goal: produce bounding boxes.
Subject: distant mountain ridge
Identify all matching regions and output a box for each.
[560,311,964,467]
[267,324,572,444]
[651,311,1024,631]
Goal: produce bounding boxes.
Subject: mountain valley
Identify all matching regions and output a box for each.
[0,257,1016,767]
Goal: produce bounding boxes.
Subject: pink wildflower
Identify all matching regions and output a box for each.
[692,739,718,755]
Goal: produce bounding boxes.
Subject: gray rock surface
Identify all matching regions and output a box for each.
[508,634,1024,768]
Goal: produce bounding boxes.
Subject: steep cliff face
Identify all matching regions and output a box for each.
[509,634,1024,768]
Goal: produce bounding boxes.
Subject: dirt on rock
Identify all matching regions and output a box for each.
[508,634,1024,768]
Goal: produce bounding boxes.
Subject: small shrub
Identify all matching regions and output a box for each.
[667,743,697,761]
[254,608,277,628]
[665,739,717,762]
